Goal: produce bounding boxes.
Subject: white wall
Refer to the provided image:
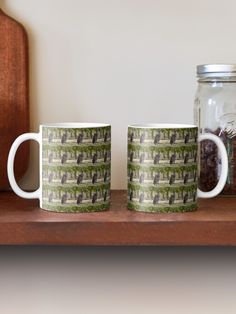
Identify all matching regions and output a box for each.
[3,0,236,190]
[2,1,236,314]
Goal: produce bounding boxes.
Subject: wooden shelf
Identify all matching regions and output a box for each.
[0,190,236,245]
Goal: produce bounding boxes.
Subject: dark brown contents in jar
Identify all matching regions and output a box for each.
[199,139,219,191]
[199,128,236,195]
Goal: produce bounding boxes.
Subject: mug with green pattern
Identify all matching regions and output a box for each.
[127,124,228,213]
[8,123,111,212]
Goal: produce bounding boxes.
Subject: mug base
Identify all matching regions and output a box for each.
[41,201,110,213]
[127,202,197,213]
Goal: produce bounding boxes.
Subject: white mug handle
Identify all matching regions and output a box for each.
[197,133,228,198]
[7,133,41,199]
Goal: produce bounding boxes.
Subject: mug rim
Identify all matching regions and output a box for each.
[40,122,110,128]
[128,123,197,129]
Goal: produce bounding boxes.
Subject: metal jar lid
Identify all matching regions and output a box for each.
[197,64,236,78]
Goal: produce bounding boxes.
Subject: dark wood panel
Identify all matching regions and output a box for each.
[0,191,236,245]
[0,9,29,189]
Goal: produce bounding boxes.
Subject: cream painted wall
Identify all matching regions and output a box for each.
[3,0,236,190]
[1,247,236,314]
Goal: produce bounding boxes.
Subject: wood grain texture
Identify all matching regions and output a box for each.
[0,190,236,245]
[0,9,29,190]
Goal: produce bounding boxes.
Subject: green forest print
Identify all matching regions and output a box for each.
[42,126,111,212]
[127,126,198,213]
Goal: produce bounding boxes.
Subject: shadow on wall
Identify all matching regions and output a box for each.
[0,0,4,9]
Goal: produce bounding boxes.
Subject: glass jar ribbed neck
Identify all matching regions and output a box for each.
[198,76,236,83]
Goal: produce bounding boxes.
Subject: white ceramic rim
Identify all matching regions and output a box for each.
[128,123,197,129]
[41,122,110,128]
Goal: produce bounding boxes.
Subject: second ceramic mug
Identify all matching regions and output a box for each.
[8,123,111,212]
[127,124,228,213]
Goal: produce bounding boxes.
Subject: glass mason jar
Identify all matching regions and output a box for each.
[194,64,236,195]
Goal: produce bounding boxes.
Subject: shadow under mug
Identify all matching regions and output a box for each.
[127,123,228,213]
[8,123,111,213]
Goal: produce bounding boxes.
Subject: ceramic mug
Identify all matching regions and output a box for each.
[8,123,111,212]
[127,124,228,213]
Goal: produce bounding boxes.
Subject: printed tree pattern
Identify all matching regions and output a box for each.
[128,127,198,212]
[42,126,111,212]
